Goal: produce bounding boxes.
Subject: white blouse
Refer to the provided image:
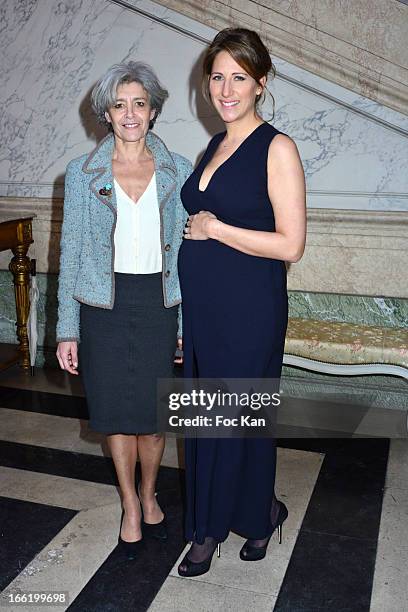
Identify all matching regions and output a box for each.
[113,173,162,274]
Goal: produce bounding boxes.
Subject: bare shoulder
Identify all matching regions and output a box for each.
[268,133,299,159]
[267,134,302,178]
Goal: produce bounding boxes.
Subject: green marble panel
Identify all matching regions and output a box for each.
[288,291,408,328]
[0,271,17,344]
[0,270,59,367]
[285,293,408,411]
[281,367,407,412]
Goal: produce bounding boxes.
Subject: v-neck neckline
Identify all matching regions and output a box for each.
[198,122,266,193]
[114,172,155,205]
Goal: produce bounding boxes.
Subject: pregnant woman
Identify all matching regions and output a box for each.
[177,28,306,576]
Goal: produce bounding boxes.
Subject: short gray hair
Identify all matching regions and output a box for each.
[91,61,169,129]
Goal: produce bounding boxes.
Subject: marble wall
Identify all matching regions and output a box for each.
[155,0,408,116]
[0,0,407,396]
[0,0,407,211]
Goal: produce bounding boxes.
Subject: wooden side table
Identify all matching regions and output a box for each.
[0,216,35,371]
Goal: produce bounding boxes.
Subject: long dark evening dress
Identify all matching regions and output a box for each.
[178,122,288,543]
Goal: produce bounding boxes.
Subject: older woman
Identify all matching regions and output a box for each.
[56,61,191,558]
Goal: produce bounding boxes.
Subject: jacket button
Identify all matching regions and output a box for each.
[164,244,171,251]
[165,270,170,278]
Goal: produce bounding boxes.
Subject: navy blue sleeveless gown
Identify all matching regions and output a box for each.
[178,122,288,544]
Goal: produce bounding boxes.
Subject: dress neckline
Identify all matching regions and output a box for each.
[198,122,267,193]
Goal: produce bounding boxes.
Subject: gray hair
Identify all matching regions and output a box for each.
[91,61,169,129]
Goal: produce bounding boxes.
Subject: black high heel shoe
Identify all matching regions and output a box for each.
[117,509,144,560]
[240,501,288,561]
[178,542,221,577]
[138,485,167,541]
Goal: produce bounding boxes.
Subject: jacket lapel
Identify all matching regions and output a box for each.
[146,131,177,211]
[82,134,116,215]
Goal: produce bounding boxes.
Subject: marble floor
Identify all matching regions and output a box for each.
[0,367,407,612]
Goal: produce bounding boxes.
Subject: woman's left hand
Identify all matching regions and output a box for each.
[184,211,217,240]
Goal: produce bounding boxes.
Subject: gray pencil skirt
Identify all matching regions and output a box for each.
[79,272,178,434]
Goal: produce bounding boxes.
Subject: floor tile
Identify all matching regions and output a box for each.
[0,372,399,612]
[0,467,119,510]
[0,440,184,495]
[383,438,408,485]
[274,530,377,612]
[0,406,182,468]
[299,439,389,540]
[148,576,274,612]
[0,503,121,611]
[0,496,76,592]
[0,385,88,418]
[370,440,408,612]
[67,501,186,611]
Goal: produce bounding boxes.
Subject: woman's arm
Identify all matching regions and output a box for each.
[56,160,83,342]
[186,134,306,263]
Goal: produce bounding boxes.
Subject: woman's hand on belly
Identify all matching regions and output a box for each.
[184,211,217,240]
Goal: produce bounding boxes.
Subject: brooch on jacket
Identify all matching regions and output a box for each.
[99,183,112,197]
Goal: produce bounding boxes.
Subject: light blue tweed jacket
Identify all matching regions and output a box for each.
[56,131,192,343]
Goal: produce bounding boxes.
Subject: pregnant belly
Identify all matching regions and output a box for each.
[178,239,287,296]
